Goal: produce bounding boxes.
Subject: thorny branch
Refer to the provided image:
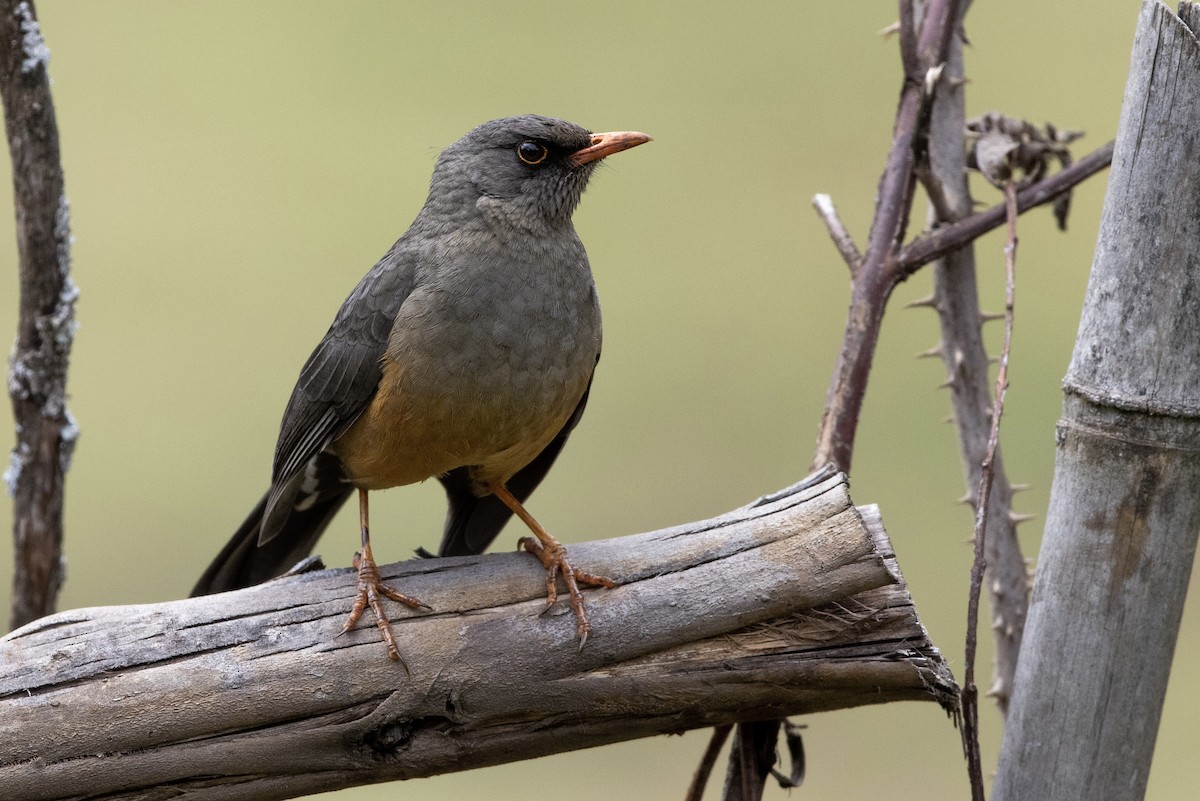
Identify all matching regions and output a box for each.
[818,139,1113,279]
[809,0,964,476]
[719,2,971,800]
[918,31,1063,733]
[707,0,1112,797]
[899,139,1113,277]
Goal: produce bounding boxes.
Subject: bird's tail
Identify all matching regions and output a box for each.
[191,484,352,595]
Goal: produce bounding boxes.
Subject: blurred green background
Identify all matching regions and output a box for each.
[3,1,1195,799]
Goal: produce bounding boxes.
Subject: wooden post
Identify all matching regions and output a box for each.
[993,3,1200,799]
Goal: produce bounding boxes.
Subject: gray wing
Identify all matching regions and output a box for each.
[260,246,419,541]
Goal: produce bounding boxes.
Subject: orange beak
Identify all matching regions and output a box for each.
[568,130,653,167]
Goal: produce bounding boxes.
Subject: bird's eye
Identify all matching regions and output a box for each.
[516,140,549,165]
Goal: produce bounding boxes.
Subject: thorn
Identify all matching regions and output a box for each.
[1009,512,1036,525]
[957,493,976,506]
[938,377,957,390]
[906,294,939,310]
[878,20,900,37]
[923,63,945,96]
[981,311,1005,323]
[917,344,945,360]
[1010,483,1031,493]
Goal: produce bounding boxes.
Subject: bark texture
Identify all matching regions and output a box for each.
[923,3,1027,715]
[1,0,77,630]
[994,3,1200,799]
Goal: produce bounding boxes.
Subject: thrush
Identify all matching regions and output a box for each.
[192,115,650,661]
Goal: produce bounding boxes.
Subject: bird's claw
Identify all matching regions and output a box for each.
[340,548,428,667]
[518,535,617,649]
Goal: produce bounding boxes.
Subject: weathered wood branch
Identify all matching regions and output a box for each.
[994,3,1200,799]
[0,472,955,801]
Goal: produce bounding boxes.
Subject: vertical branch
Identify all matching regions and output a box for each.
[718,2,963,800]
[810,0,961,472]
[685,725,733,801]
[919,1,1028,716]
[0,0,76,630]
[962,181,1018,800]
[721,720,781,801]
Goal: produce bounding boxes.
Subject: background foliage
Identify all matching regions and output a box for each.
[3,2,1192,798]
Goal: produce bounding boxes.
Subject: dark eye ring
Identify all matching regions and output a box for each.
[517,140,549,165]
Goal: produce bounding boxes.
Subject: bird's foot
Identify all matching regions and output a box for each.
[340,545,430,664]
[518,535,617,650]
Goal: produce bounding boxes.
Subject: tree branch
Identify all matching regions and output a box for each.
[813,194,862,272]
[810,0,961,474]
[915,0,1032,725]
[0,473,955,800]
[898,139,1114,275]
[962,178,1018,800]
[0,0,77,631]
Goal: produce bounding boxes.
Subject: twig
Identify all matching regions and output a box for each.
[1,0,77,630]
[734,2,963,800]
[898,0,920,80]
[810,0,962,474]
[813,194,862,271]
[898,140,1113,275]
[726,720,779,801]
[685,725,732,801]
[962,180,1018,800]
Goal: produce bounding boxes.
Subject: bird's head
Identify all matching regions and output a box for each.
[425,115,651,234]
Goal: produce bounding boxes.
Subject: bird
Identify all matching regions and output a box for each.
[192,115,651,662]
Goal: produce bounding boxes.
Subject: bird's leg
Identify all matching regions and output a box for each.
[487,482,616,648]
[341,487,430,663]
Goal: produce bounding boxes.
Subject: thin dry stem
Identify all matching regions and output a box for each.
[918,0,1033,718]
[686,725,733,801]
[813,194,862,272]
[963,180,1018,800]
